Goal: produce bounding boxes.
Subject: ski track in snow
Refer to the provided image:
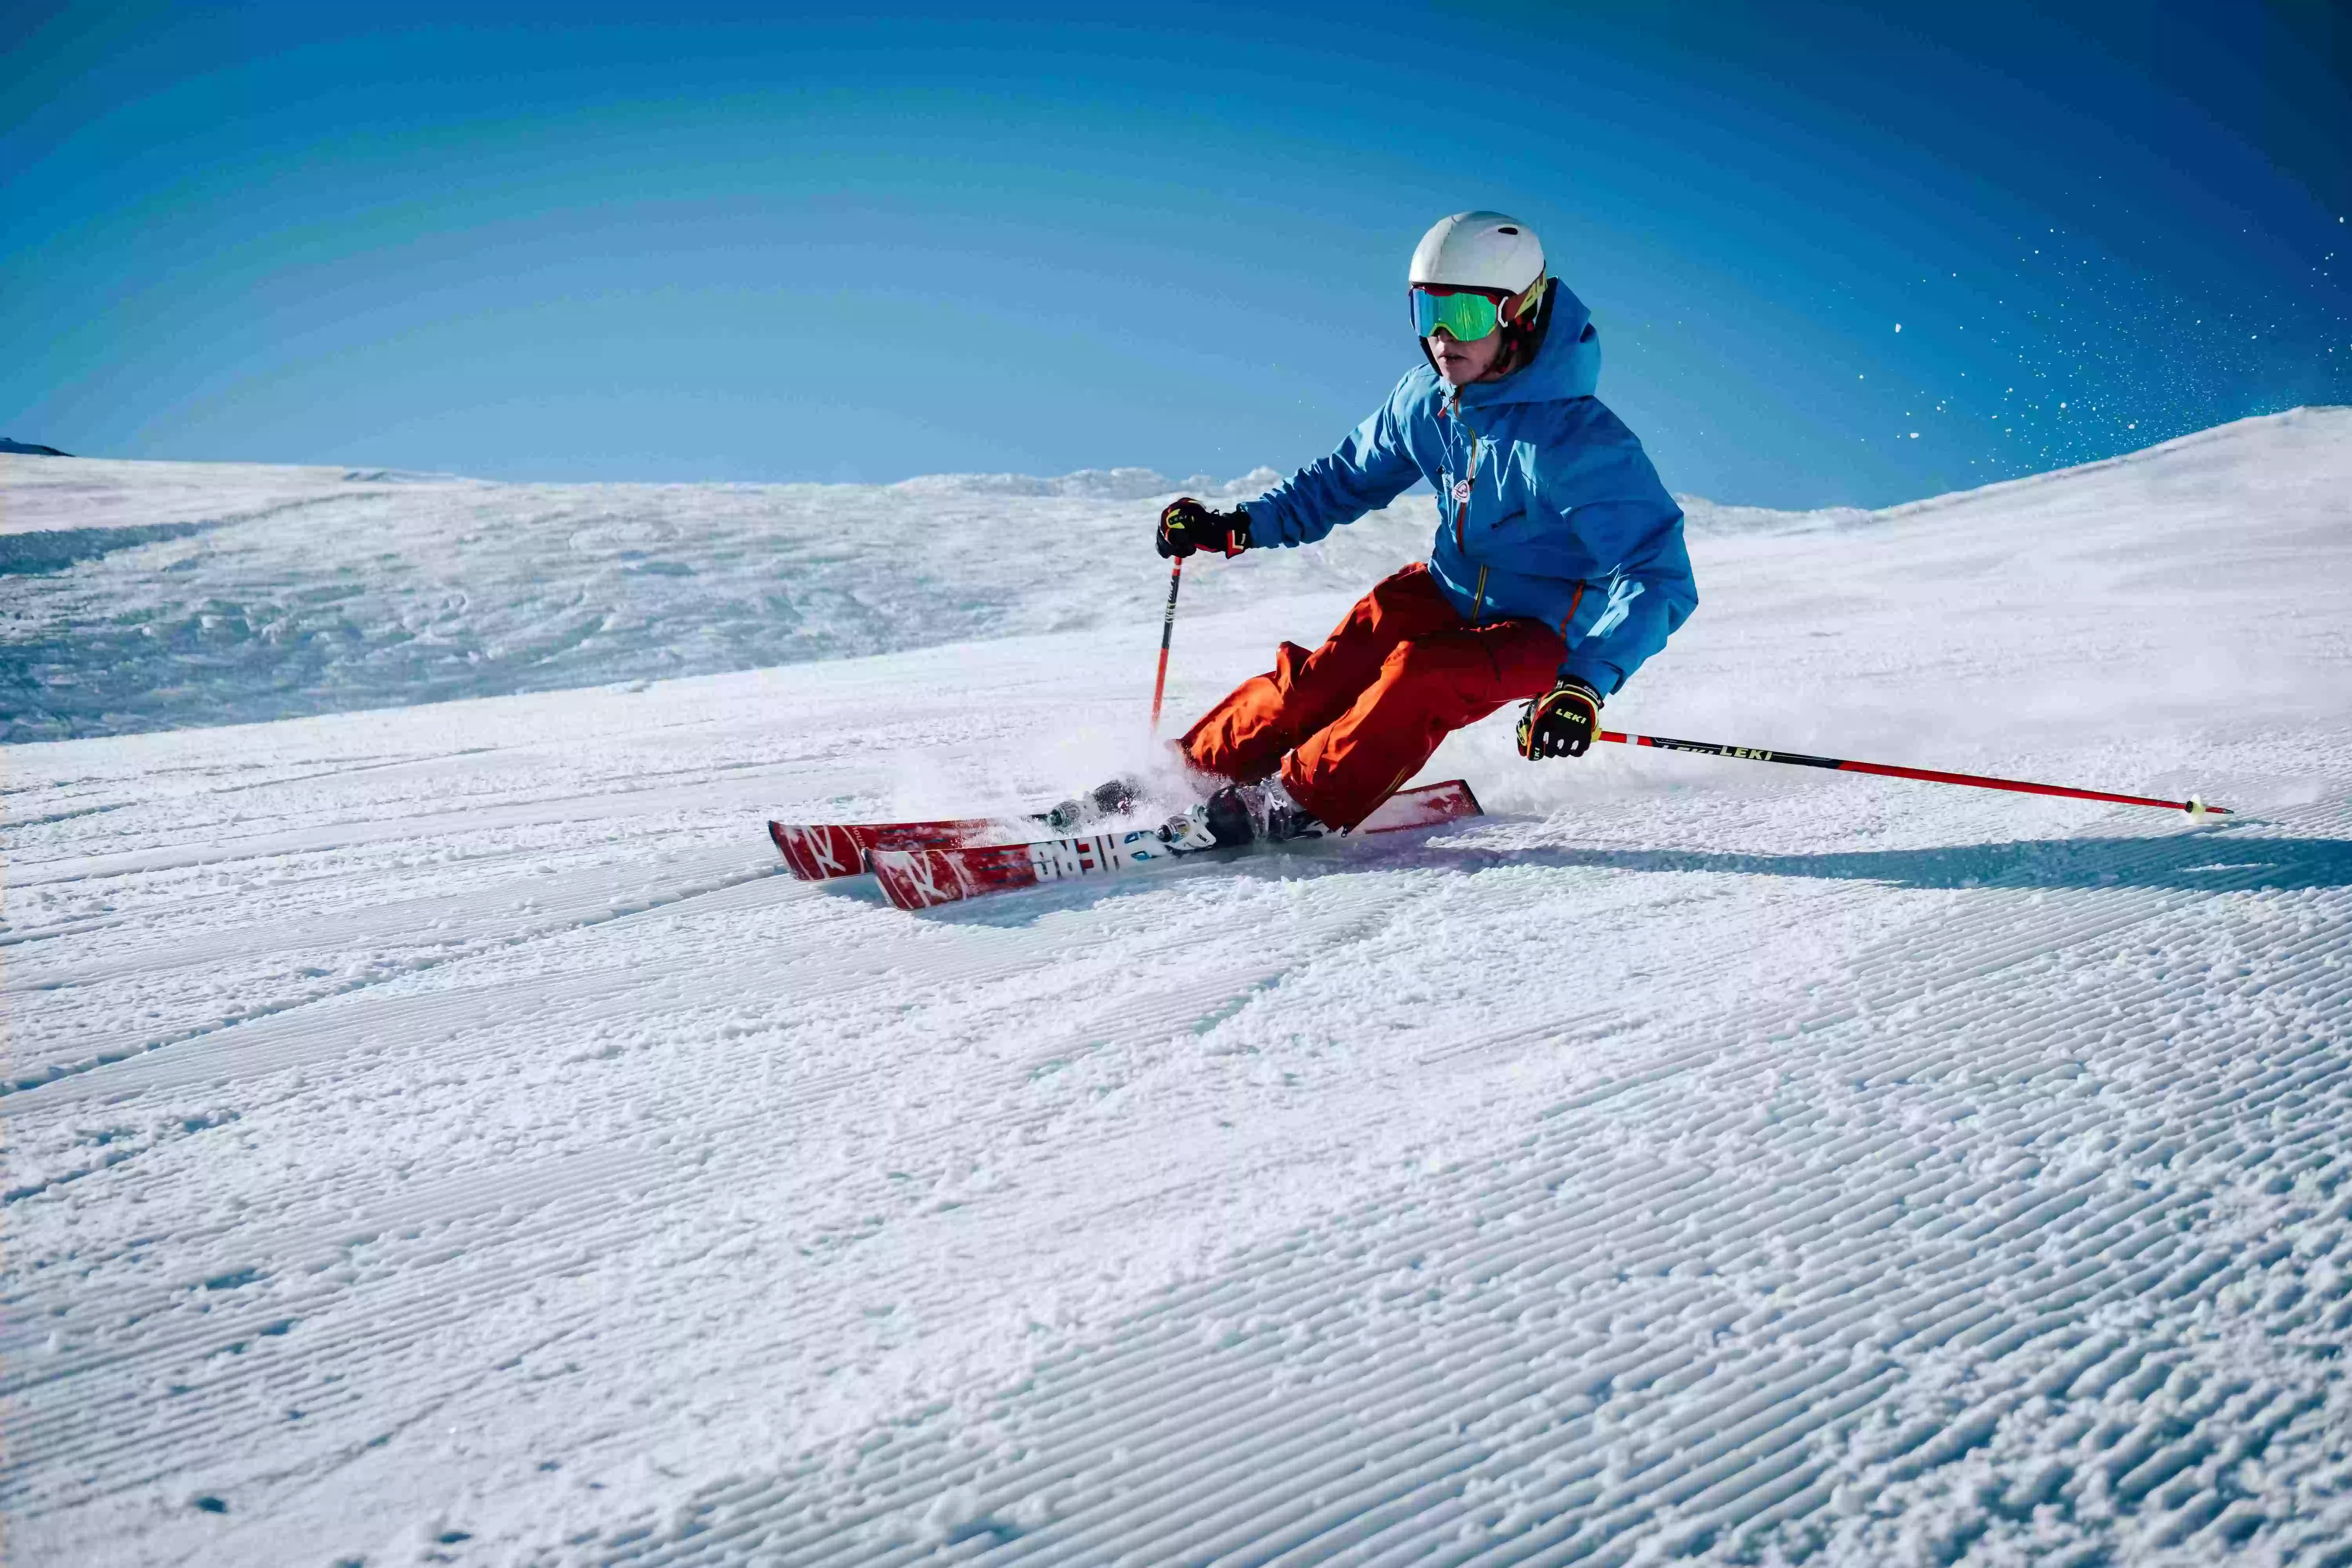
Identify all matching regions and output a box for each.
[4,409,2352,1566]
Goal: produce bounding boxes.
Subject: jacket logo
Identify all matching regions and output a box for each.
[1451,479,1472,503]
[1588,577,1645,638]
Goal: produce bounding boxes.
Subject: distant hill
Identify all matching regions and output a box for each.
[0,437,70,456]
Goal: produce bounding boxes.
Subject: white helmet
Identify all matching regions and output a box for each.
[1410,211,1546,293]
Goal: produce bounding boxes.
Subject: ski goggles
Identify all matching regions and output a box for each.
[1410,283,1519,342]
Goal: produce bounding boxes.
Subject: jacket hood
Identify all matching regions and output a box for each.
[1451,279,1601,409]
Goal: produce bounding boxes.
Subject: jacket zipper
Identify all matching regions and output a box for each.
[1448,396,1484,553]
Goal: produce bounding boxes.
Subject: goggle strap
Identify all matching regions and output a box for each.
[1503,273,1546,325]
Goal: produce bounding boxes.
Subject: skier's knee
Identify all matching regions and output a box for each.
[1382,637,1474,691]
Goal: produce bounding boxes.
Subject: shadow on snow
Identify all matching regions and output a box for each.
[1425,827,2352,895]
[878,820,2352,927]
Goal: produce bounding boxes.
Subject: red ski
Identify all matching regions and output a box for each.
[768,782,1149,881]
[768,815,1010,882]
[867,779,1483,911]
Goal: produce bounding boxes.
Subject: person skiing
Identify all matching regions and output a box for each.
[1153,210,1699,847]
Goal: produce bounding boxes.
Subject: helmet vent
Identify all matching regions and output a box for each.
[1497,226,1519,234]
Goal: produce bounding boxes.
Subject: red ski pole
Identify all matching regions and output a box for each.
[1149,557,1183,737]
[1596,729,2229,817]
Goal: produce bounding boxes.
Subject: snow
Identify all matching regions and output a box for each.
[5,408,2352,1565]
[3,451,1844,746]
[1,457,1298,743]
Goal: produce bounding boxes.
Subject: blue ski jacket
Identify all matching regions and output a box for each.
[1240,281,1697,697]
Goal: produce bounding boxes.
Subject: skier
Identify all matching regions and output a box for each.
[1154,211,1699,847]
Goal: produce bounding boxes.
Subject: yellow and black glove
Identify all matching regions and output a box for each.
[1516,677,1602,759]
[1156,497,1252,559]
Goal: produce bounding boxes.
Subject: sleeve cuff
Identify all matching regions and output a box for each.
[1557,657,1624,698]
[1241,498,1287,549]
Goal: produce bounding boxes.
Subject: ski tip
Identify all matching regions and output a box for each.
[770,822,871,881]
[1356,777,1484,834]
[767,819,814,879]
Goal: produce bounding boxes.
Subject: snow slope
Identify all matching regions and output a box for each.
[0,456,1291,742]
[5,409,2352,1566]
[0,450,1856,744]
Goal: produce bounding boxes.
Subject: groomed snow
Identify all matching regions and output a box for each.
[5,408,2351,1565]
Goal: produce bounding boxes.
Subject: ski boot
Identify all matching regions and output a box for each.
[1158,779,1328,853]
[1041,776,1142,833]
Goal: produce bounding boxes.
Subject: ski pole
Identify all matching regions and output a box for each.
[1596,730,2229,817]
[1149,557,1183,736]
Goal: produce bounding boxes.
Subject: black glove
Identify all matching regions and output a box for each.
[1156,497,1251,559]
[1516,677,1602,759]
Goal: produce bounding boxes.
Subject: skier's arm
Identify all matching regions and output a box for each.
[1556,503,1699,698]
[1241,392,1422,549]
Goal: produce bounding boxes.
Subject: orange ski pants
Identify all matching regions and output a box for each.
[1180,564,1569,830]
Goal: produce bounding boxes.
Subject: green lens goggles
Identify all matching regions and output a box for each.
[1410,285,1508,341]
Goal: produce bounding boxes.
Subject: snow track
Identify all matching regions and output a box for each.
[591,800,2352,1568]
[5,413,2351,1564]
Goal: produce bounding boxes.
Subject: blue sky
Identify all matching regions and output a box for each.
[5,1,2348,507]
